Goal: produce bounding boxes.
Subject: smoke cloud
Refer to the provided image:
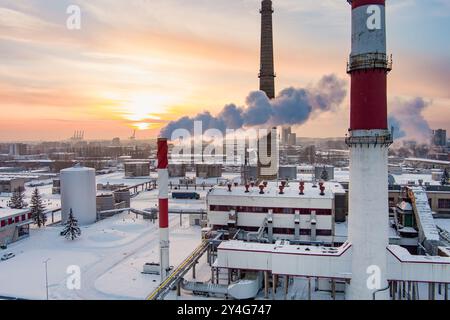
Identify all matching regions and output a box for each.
[160,74,347,139]
[388,97,432,144]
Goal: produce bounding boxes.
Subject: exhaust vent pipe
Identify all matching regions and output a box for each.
[259,184,265,194]
[299,181,305,195]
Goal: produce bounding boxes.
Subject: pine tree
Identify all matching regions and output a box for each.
[320,167,329,181]
[9,189,26,209]
[441,168,449,186]
[30,188,46,228]
[61,209,81,240]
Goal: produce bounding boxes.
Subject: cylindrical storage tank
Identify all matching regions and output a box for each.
[60,165,97,225]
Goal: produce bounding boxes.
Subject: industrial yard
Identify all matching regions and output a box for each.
[0,0,449,305]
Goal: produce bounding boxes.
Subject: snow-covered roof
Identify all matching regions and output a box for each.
[409,187,440,241]
[208,181,345,200]
[405,158,450,165]
[0,208,29,219]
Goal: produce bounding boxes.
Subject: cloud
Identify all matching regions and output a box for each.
[160,74,347,138]
[388,97,432,143]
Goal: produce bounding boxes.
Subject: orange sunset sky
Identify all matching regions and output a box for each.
[0,0,449,142]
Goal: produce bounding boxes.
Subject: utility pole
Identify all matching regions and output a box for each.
[44,258,50,300]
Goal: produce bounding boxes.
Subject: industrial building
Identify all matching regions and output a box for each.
[206,181,347,244]
[124,162,150,178]
[0,208,32,246]
[433,129,447,147]
[0,178,25,193]
[195,164,222,179]
[148,0,450,301]
[314,165,335,181]
[168,164,187,178]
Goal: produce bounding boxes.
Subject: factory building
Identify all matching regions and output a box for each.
[0,178,25,193]
[8,143,27,156]
[433,129,447,147]
[242,166,297,181]
[278,166,297,180]
[389,185,450,215]
[0,208,32,246]
[206,181,347,244]
[124,162,150,178]
[314,165,335,181]
[195,164,222,179]
[168,164,187,178]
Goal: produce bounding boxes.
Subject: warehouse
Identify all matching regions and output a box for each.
[0,208,32,246]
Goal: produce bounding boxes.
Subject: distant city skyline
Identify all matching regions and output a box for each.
[0,0,449,141]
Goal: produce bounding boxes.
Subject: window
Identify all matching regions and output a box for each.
[21,214,26,221]
[8,218,13,225]
[438,199,450,209]
[1,220,6,227]
[15,216,20,223]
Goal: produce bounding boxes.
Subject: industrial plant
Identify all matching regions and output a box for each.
[0,0,449,303]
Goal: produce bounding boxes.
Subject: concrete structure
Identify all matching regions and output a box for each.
[195,164,222,179]
[52,179,60,194]
[288,133,297,146]
[281,127,291,145]
[207,181,347,244]
[345,0,393,300]
[8,143,27,156]
[124,162,149,177]
[0,208,32,246]
[257,127,279,181]
[259,0,275,99]
[113,190,131,208]
[96,194,115,212]
[157,138,170,281]
[278,166,297,180]
[60,164,97,225]
[168,164,187,178]
[433,129,447,147]
[315,165,335,181]
[389,185,450,215]
[211,0,450,301]
[0,178,25,193]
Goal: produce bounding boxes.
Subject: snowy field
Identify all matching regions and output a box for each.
[0,173,204,300]
[0,209,202,299]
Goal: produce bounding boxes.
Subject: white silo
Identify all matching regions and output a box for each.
[60,164,97,225]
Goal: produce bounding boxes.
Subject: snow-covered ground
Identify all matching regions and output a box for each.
[0,182,203,300]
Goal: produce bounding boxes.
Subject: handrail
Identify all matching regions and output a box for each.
[146,240,209,300]
[372,283,390,300]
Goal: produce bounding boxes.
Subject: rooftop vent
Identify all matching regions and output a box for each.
[299,181,305,195]
[259,184,265,194]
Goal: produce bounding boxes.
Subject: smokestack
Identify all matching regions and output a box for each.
[346,0,393,300]
[259,0,276,99]
[157,138,170,281]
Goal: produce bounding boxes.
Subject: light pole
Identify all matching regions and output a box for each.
[44,258,50,300]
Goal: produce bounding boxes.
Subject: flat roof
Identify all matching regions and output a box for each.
[218,240,351,256]
[0,208,29,219]
[208,181,345,200]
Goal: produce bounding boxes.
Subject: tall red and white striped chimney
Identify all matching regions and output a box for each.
[346,0,393,300]
[157,138,170,281]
